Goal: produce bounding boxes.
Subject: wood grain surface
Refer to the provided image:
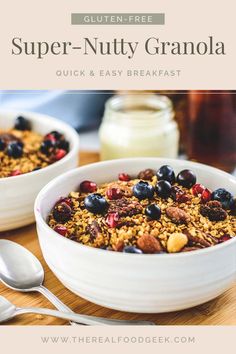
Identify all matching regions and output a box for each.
[0,151,235,326]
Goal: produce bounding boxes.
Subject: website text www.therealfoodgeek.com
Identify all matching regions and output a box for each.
[40,335,196,345]
[55,68,181,78]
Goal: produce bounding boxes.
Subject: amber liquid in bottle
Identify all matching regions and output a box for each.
[187,91,236,172]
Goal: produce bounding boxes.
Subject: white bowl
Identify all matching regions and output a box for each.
[0,110,79,231]
[35,158,236,313]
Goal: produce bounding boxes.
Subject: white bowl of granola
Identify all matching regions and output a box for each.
[0,110,79,231]
[35,158,236,313]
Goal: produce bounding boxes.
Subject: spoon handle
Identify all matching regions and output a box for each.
[37,285,74,313]
[36,285,78,325]
[15,307,154,326]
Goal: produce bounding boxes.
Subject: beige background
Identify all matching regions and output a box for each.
[0,0,235,89]
[0,0,236,352]
[1,325,236,354]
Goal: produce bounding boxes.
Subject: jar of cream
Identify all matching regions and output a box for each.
[99,94,179,160]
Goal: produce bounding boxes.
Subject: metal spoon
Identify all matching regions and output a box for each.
[0,240,155,326]
[0,296,153,325]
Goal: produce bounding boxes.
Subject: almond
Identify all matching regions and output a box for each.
[137,234,162,253]
[166,206,190,224]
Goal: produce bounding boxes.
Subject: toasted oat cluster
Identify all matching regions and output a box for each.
[0,116,70,178]
[48,166,236,254]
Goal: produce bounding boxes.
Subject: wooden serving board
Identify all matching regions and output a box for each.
[0,151,235,326]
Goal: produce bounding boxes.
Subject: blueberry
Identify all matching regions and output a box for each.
[177,169,196,189]
[212,188,233,209]
[156,165,175,184]
[14,116,31,131]
[230,198,236,215]
[133,181,154,200]
[123,246,143,254]
[84,193,108,214]
[156,180,172,198]
[145,204,161,220]
[7,142,23,158]
[0,139,6,151]
[40,139,55,155]
[56,139,70,151]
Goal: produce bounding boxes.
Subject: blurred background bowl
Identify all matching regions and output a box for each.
[0,110,79,231]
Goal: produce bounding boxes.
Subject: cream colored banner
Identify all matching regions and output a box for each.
[0,326,236,354]
[0,0,235,89]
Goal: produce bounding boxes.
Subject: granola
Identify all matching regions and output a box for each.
[48,165,236,254]
[0,116,70,178]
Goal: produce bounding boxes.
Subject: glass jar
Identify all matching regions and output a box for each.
[99,94,179,160]
[187,91,236,172]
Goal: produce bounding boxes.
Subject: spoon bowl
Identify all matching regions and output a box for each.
[0,239,44,290]
[0,296,16,323]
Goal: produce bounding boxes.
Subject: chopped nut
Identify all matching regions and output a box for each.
[167,233,188,253]
[137,234,162,253]
[183,229,211,247]
[166,206,190,224]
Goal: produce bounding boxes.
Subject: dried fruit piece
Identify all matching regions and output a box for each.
[166,206,190,224]
[86,221,102,240]
[108,197,142,216]
[218,234,232,243]
[118,173,131,181]
[170,186,190,203]
[192,183,205,196]
[54,149,67,161]
[54,225,68,236]
[137,234,162,253]
[167,233,188,253]
[106,212,119,228]
[80,180,97,193]
[200,200,227,221]
[10,169,22,176]
[138,169,155,181]
[201,188,212,203]
[52,202,72,223]
[106,187,123,200]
